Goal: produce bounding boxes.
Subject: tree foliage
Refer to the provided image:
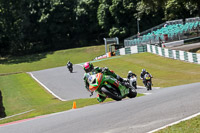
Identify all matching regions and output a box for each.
[0,0,199,56]
[76,0,100,46]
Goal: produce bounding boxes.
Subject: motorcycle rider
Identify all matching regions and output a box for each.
[83,62,125,102]
[67,61,73,70]
[140,69,152,86]
[127,71,137,79]
[127,71,137,89]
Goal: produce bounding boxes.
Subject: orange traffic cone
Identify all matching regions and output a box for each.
[72,101,76,109]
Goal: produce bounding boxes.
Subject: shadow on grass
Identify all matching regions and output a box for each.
[0,52,54,64]
[0,90,6,118]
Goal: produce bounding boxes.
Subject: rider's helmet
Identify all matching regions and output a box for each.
[83,62,94,73]
[142,69,146,74]
[128,71,132,74]
[68,61,70,64]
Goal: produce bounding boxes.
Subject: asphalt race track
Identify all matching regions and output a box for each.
[0,65,200,133]
[0,82,200,133]
[29,65,96,101]
[29,65,158,101]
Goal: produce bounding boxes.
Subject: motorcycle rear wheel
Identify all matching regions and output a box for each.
[101,87,122,101]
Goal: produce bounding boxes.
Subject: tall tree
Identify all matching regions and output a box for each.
[40,0,77,50]
[0,0,53,55]
[98,0,139,39]
[0,0,23,55]
[164,0,191,20]
[141,0,199,20]
[179,0,200,16]
[97,0,113,32]
[75,0,101,45]
[21,0,53,53]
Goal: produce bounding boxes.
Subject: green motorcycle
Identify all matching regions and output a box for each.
[87,72,137,101]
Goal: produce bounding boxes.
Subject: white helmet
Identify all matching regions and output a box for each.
[128,71,132,74]
[142,69,146,72]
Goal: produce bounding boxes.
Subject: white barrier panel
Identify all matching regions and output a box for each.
[197,54,200,64]
[158,47,162,56]
[179,51,185,61]
[147,45,151,52]
[172,50,176,59]
[130,46,138,54]
[164,48,169,57]
[188,52,193,63]
[119,48,125,55]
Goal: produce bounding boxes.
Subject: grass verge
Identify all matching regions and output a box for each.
[0,45,105,75]
[156,115,200,133]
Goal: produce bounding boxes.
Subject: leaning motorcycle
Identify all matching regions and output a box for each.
[144,74,152,91]
[128,75,137,89]
[87,73,137,101]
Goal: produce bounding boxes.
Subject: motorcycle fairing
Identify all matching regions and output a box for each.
[89,73,103,91]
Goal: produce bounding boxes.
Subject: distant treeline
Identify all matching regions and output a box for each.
[0,0,199,56]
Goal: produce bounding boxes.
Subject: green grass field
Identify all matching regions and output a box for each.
[0,45,105,75]
[157,115,200,133]
[0,45,200,132]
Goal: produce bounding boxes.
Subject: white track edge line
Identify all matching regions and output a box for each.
[147,111,200,133]
[27,72,67,101]
[0,109,35,121]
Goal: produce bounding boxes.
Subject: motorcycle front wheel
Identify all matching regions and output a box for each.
[69,67,73,73]
[132,82,137,89]
[127,87,137,98]
[146,82,152,90]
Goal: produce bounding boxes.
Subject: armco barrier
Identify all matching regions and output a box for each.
[116,45,147,56]
[146,44,200,64]
[162,40,184,47]
[115,44,200,64]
